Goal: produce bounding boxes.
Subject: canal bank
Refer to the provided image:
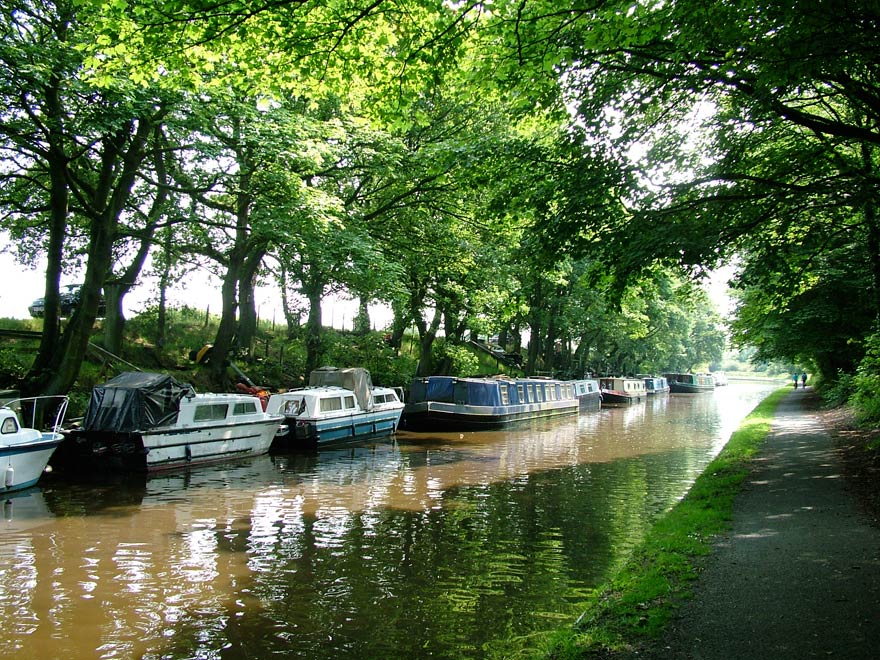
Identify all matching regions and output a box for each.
[543,387,880,659]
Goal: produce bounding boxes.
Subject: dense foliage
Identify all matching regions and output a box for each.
[2,1,875,416]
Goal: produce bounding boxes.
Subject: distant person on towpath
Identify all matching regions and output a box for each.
[792,373,799,388]
[801,372,808,388]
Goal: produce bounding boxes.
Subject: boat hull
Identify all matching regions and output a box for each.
[2,433,62,492]
[402,399,578,431]
[277,408,403,448]
[600,392,646,406]
[667,382,715,393]
[577,391,602,412]
[59,418,281,472]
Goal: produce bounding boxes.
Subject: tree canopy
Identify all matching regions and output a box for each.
[4,0,873,395]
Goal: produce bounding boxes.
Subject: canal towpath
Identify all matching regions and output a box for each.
[648,386,880,659]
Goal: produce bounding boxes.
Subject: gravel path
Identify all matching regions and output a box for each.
[652,387,880,658]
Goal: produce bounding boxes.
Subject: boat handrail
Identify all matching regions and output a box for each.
[2,395,70,432]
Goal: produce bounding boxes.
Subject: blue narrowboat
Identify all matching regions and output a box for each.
[663,373,716,393]
[402,375,599,430]
[643,376,670,395]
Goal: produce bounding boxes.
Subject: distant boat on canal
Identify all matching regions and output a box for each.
[598,377,647,406]
[664,373,716,393]
[266,367,404,449]
[402,375,600,430]
[643,375,670,395]
[56,372,285,472]
[1,395,68,492]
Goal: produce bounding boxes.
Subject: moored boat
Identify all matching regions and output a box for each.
[56,372,284,472]
[573,378,602,411]
[1,396,68,492]
[402,375,585,430]
[266,367,404,448]
[664,372,716,393]
[643,375,670,395]
[598,377,647,406]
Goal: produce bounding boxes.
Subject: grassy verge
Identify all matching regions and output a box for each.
[531,386,790,659]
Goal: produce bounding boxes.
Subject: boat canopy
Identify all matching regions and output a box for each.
[83,371,195,433]
[408,376,456,404]
[309,367,375,411]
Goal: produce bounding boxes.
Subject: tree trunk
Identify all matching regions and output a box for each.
[236,252,264,358]
[102,283,126,357]
[26,109,158,396]
[26,75,68,391]
[415,307,442,376]
[102,127,168,356]
[353,297,371,335]
[304,284,325,375]
[279,262,303,339]
[861,143,880,324]
[388,300,409,351]
[208,264,241,386]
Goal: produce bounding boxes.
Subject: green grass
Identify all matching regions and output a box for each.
[513,386,790,659]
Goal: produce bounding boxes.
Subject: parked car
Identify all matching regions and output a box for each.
[28,284,106,319]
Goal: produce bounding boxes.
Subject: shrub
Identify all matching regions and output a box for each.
[0,347,29,389]
[851,331,880,423]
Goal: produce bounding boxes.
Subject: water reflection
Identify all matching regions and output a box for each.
[0,382,778,659]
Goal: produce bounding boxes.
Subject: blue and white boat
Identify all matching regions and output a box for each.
[1,396,68,492]
[642,375,670,395]
[402,375,594,430]
[267,367,404,448]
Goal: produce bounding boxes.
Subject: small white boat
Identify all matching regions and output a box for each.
[267,367,404,448]
[59,372,285,472]
[1,395,68,492]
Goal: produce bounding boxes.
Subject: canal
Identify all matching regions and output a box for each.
[0,381,779,659]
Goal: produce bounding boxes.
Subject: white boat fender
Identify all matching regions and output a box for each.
[4,465,14,488]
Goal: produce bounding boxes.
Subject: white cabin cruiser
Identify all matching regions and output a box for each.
[1,395,68,491]
[58,372,284,472]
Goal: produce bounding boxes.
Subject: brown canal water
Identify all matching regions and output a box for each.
[0,381,778,659]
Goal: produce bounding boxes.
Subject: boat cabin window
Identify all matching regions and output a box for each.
[547,385,555,401]
[500,385,509,405]
[532,384,541,402]
[194,403,229,421]
[320,397,344,412]
[233,401,258,416]
[283,399,305,415]
[1,416,18,434]
[517,384,525,403]
[344,395,356,410]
